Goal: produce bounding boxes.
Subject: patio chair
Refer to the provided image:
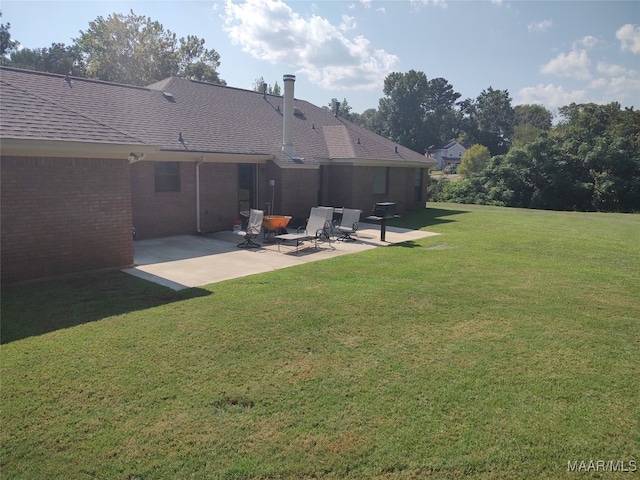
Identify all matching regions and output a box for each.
[336,208,361,241]
[275,207,333,251]
[237,208,264,248]
[315,206,336,234]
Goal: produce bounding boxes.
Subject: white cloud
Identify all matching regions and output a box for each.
[340,14,357,31]
[410,0,448,9]
[605,72,640,102]
[591,65,640,105]
[520,65,639,111]
[540,49,591,80]
[222,0,400,90]
[517,84,587,109]
[528,19,552,33]
[616,24,640,54]
[588,78,608,89]
[597,61,632,77]
[575,35,598,50]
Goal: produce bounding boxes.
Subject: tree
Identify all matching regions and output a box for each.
[556,102,640,212]
[461,87,515,156]
[374,70,463,151]
[426,77,461,113]
[378,70,430,151]
[511,104,553,148]
[514,104,553,130]
[6,43,85,76]
[177,35,224,84]
[74,10,225,85]
[358,108,384,135]
[512,124,541,149]
[436,103,640,213]
[458,144,490,177]
[423,77,462,147]
[252,76,281,95]
[325,98,355,121]
[0,11,18,58]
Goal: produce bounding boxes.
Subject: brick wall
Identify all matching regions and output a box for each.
[131,161,258,237]
[327,165,355,209]
[278,167,319,225]
[199,163,239,232]
[129,160,428,241]
[1,156,133,283]
[327,165,428,215]
[131,161,197,239]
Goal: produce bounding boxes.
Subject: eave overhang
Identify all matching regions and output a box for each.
[0,138,274,164]
[148,149,273,164]
[0,138,156,160]
[318,157,436,168]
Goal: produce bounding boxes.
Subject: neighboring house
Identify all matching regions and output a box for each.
[429,141,466,171]
[1,67,435,283]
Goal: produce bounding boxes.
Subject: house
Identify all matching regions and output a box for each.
[429,141,466,171]
[0,67,435,283]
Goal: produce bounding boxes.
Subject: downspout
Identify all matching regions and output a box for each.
[196,157,204,233]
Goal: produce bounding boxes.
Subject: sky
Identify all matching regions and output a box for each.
[2,0,639,118]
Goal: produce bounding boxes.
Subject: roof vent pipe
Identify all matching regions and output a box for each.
[282,74,296,158]
[262,82,267,99]
[335,101,340,118]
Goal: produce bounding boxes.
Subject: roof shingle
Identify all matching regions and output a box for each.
[1,67,434,167]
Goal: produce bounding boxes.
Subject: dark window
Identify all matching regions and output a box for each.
[155,162,180,192]
[238,164,256,216]
[373,167,388,195]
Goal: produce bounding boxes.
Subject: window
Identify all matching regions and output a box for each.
[373,167,388,195]
[155,162,180,192]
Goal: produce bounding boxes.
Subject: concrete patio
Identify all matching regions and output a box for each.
[122,223,439,290]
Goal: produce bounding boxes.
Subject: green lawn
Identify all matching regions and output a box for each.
[2,203,638,479]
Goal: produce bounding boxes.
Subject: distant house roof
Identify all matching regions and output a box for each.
[1,67,434,168]
[431,141,463,152]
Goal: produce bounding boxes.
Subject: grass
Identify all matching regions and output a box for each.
[1,203,639,479]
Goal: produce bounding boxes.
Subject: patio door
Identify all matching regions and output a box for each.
[238,164,257,217]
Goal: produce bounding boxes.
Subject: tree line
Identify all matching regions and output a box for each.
[330,71,639,213]
[1,10,225,85]
[434,103,640,212]
[325,70,551,158]
[2,11,638,212]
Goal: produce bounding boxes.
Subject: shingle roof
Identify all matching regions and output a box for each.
[433,141,459,151]
[1,67,433,167]
[0,72,143,145]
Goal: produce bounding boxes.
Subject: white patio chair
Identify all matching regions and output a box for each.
[336,208,361,241]
[275,207,333,251]
[237,209,264,248]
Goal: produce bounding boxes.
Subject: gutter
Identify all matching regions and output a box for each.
[0,138,156,159]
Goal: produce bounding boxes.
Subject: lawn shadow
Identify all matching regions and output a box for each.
[387,240,424,249]
[388,205,469,230]
[1,271,210,344]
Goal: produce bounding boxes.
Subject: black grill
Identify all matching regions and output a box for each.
[373,202,396,219]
